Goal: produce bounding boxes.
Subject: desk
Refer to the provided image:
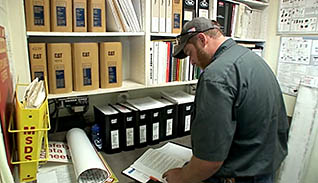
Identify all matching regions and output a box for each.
[101,135,192,183]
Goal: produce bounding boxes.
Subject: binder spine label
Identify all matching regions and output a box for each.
[152,122,159,140]
[34,71,44,80]
[167,109,173,114]
[76,8,85,27]
[153,112,159,117]
[166,119,173,136]
[173,13,181,28]
[56,6,67,26]
[140,114,146,119]
[83,67,92,86]
[186,105,191,111]
[55,70,65,88]
[34,5,44,25]
[111,130,119,149]
[184,115,191,132]
[126,128,134,146]
[108,66,117,83]
[111,119,117,124]
[139,125,147,143]
[93,8,102,27]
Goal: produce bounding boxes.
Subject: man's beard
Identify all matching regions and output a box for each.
[196,46,210,69]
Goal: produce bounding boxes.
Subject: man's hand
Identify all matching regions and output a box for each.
[162,168,185,183]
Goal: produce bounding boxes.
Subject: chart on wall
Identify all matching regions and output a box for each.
[277,36,318,96]
[278,0,318,34]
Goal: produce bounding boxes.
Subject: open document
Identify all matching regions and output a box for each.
[123,142,192,183]
[38,128,118,183]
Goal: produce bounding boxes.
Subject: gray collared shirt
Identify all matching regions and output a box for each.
[191,38,289,177]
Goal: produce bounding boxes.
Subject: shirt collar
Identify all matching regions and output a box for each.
[211,38,236,62]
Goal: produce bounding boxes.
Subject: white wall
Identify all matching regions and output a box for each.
[265,2,318,182]
[4,0,30,85]
[263,0,296,117]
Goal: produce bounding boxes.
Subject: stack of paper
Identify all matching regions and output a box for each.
[22,78,46,109]
[161,91,195,104]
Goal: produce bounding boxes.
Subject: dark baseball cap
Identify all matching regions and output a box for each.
[173,17,220,59]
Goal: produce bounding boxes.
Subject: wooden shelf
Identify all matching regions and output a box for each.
[48,80,197,99]
[27,31,145,37]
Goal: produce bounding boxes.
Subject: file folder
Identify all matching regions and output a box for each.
[110,104,137,151]
[94,105,122,154]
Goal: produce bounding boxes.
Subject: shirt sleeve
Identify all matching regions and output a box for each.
[191,79,237,162]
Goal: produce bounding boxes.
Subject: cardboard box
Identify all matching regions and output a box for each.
[88,0,106,32]
[99,42,122,88]
[47,43,72,94]
[72,42,99,91]
[51,0,72,32]
[73,0,87,32]
[28,43,48,81]
[25,0,50,31]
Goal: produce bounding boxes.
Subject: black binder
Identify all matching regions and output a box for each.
[127,97,165,145]
[110,104,137,151]
[119,102,148,148]
[217,0,235,36]
[161,91,195,137]
[182,0,196,25]
[197,0,209,18]
[94,105,122,154]
[157,98,178,140]
[177,101,194,136]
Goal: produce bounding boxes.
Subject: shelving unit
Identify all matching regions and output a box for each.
[20,0,270,100]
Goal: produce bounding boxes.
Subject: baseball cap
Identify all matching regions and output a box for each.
[173,17,220,59]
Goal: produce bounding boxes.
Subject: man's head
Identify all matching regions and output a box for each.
[173,17,225,69]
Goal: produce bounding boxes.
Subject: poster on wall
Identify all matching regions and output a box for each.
[278,0,318,34]
[277,36,318,96]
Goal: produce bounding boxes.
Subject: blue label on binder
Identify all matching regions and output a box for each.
[34,71,44,80]
[33,5,44,25]
[83,68,92,86]
[56,6,66,26]
[108,66,117,83]
[56,70,65,88]
[93,8,102,27]
[76,8,85,27]
[174,13,181,28]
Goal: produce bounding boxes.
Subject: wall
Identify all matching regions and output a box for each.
[265,2,318,181]
[263,0,296,117]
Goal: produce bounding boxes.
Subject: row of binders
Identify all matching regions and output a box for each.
[217,0,263,39]
[151,0,211,33]
[149,40,201,85]
[28,42,122,94]
[94,91,195,154]
[25,0,142,32]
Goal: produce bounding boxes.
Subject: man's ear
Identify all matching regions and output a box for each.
[197,33,208,47]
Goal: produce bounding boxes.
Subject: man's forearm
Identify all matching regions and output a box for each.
[181,156,223,183]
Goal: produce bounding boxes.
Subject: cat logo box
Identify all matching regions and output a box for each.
[72,42,99,91]
[25,0,50,31]
[29,43,48,81]
[47,43,73,94]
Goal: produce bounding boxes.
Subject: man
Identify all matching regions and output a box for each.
[163,17,289,183]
